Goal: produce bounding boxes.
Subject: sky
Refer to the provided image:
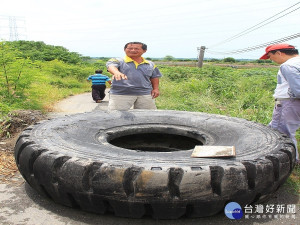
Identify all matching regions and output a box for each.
[0,0,299,59]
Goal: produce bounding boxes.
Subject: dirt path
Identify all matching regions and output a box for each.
[1,92,299,225]
[49,89,109,117]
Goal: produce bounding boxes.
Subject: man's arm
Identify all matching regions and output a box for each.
[150,77,160,98]
[107,66,128,81]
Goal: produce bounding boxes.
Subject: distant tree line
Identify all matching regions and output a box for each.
[207,57,273,64]
[7,41,274,65]
[7,41,88,64]
[152,55,273,64]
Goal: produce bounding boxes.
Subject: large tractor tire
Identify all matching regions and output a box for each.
[14,110,296,219]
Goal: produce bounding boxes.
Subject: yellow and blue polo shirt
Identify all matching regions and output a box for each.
[106,56,162,95]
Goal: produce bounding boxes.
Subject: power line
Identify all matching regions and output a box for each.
[208,2,300,49]
[206,33,300,55]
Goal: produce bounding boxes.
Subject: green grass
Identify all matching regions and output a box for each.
[284,165,300,195]
[157,65,277,124]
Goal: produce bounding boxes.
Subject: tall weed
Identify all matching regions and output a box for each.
[158,65,278,125]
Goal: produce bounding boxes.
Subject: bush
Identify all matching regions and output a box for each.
[253,59,273,64]
[207,58,221,62]
[223,57,236,63]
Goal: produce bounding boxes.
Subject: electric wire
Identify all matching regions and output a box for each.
[208,2,300,49]
[206,33,300,55]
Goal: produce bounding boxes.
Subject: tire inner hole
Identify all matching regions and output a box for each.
[108,131,204,152]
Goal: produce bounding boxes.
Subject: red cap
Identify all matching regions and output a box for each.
[260,43,295,59]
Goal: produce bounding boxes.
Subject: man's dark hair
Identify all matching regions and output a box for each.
[269,48,299,56]
[95,70,103,74]
[124,42,147,50]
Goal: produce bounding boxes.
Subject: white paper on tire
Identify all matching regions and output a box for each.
[191,146,236,158]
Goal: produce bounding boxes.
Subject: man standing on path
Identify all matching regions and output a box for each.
[87,70,111,103]
[106,42,162,110]
[260,43,300,161]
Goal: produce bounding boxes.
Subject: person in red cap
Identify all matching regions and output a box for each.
[260,43,300,162]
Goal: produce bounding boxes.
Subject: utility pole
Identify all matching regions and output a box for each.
[197,46,206,68]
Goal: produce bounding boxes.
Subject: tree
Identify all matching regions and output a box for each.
[164,55,175,61]
[0,41,31,97]
[223,57,236,63]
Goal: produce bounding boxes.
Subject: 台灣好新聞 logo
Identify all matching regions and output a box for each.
[224,202,243,219]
